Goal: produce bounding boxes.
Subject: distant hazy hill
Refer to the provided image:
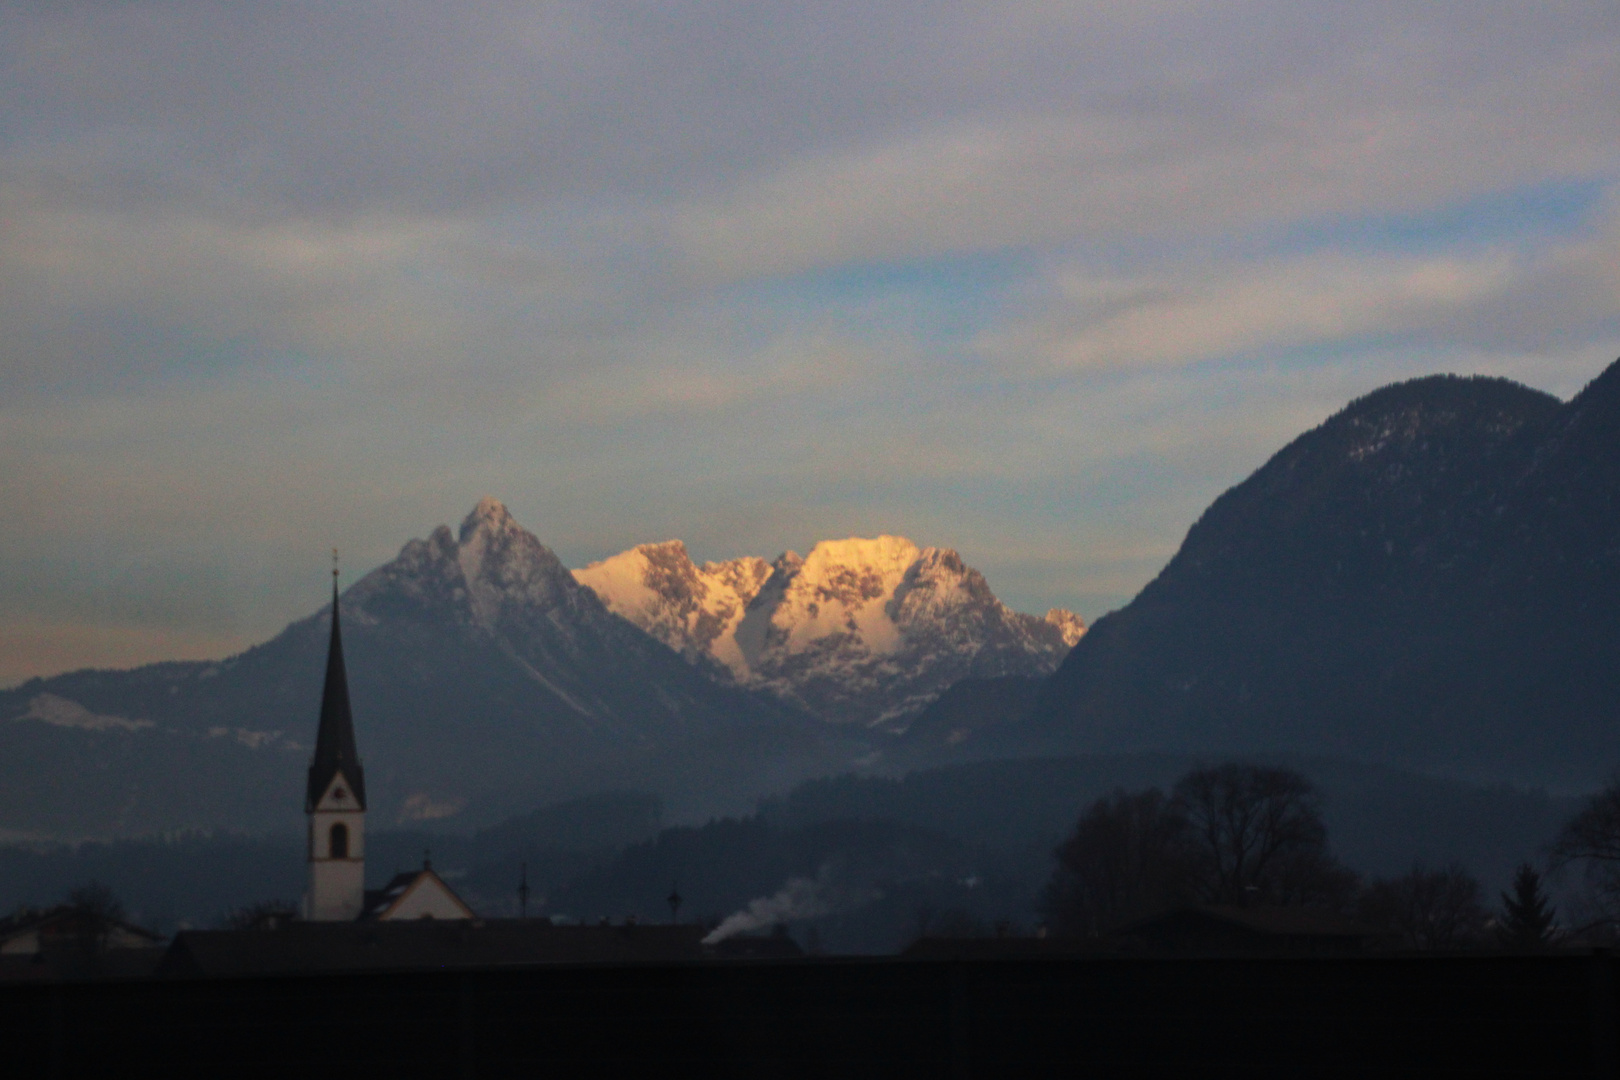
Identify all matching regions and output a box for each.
[1016,359,1620,788]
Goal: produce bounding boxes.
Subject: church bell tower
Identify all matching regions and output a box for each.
[304,558,367,921]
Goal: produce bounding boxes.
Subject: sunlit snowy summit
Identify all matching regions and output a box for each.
[575,535,1083,729]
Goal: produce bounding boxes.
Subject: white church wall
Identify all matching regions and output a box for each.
[306,856,365,922]
[307,772,366,921]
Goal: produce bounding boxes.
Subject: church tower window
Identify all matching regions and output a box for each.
[330,822,349,859]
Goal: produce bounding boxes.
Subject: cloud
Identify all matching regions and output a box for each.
[2,0,1618,677]
[981,252,1516,372]
[0,171,591,399]
[659,15,1620,280]
[973,185,1620,374]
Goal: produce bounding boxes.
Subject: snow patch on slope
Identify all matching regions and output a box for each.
[774,536,918,657]
[18,694,153,732]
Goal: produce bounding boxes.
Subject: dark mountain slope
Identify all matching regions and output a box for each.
[1439,361,1620,773]
[886,675,1044,770]
[1015,366,1620,785]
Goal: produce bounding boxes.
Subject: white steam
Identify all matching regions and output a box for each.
[703,865,871,945]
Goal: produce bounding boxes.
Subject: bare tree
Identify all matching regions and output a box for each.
[64,881,126,960]
[220,900,299,931]
[1043,788,1195,936]
[1552,779,1620,931]
[1172,764,1357,908]
[1358,863,1487,949]
[1045,765,1357,939]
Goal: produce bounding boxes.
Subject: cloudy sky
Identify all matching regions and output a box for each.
[3,1,1618,686]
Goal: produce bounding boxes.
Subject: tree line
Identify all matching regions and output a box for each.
[1041,762,1561,949]
[28,761,1620,954]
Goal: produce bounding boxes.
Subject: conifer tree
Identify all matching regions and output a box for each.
[1496,863,1557,948]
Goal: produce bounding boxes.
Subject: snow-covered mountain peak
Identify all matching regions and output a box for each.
[345,500,595,640]
[1042,608,1087,647]
[357,509,1085,728]
[458,496,526,551]
[799,535,923,582]
[574,541,770,676]
[576,533,1085,726]
[762,535,930,657]
[454,504,586,632]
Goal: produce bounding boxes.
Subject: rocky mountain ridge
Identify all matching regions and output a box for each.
[575,534,1083,727]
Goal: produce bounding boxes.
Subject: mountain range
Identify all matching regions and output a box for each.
[0,501,1071,838]
[574,535,1082,727]
[10,356,1620,840]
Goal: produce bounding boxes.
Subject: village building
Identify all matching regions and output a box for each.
[0,905,163,956]
[361,864,477,922]
[144,566,745,977]
[0,904,166,982]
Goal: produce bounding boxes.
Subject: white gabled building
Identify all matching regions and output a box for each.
[362,863,477,922]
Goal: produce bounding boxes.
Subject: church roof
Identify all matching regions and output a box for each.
[360,866,476,922]
[306,578,366,811]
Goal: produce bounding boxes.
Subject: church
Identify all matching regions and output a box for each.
[154,566,711,975]
[304,566,474,923]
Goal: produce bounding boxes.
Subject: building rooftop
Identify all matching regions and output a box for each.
[159,919,709,978]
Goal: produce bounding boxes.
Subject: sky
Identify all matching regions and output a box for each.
[3,1,1619,687]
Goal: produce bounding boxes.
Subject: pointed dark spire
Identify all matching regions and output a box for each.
[306,566,366,811]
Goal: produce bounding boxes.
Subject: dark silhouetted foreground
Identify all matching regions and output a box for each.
[3,951,1617,1077]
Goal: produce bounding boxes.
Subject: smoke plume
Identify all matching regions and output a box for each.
[703,865,871,944]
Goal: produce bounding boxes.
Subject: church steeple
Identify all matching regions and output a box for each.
[305,554,367,921]
[306,567,366,811]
